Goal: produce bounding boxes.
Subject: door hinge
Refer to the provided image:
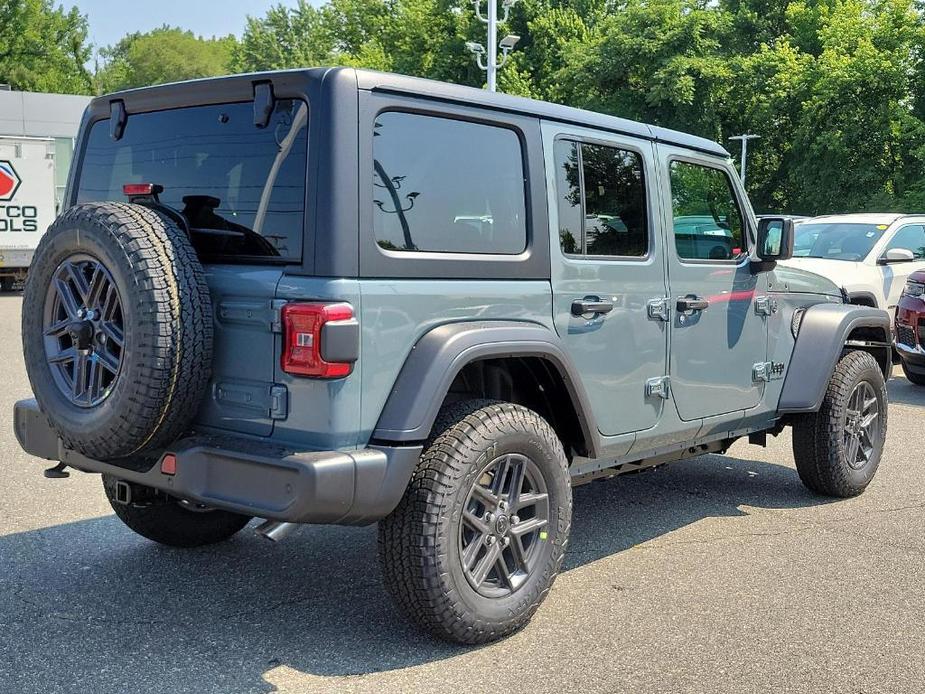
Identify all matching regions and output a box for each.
[645,376,671,399]
[647,297,670,322]
[269,384,289,420]
[752,361,785,383]
[754,296,779,317]
[270,299,287,333]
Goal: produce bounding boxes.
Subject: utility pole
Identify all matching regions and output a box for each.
[466,0,520,92]
[728,134,760,186]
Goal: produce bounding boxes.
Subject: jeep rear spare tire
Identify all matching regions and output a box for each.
[22,202,213,461]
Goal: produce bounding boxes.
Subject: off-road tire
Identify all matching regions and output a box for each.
[22,202,213,461]
[378,400,572,644]
[792,350,887,497]
[103,476,251,547]
[900,359,925,386]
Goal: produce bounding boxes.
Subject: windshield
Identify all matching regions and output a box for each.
[76,99,308,262]
[793,222,886,261]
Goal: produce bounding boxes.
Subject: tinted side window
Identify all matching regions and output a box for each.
[372,112,526,254]
[553,139,648,257]
[886,225,925,259]
[77,100,308,262]
[554,139,582,254]
[669,161,746,261]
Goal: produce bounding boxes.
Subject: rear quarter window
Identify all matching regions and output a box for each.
[372,111,527,255]
[75,99,308,262]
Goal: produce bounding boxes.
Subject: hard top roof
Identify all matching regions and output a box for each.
[93,67,730,159]
[803,213,919,226]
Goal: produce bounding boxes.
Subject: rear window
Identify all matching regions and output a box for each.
[76,100,308,262]
[372,111,527,254]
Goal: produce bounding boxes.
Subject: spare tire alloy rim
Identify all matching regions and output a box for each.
[459,453,550,598]
[844,380,880,470]
[43,254,125,407]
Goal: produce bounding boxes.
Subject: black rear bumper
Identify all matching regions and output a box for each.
[13,398,420,526]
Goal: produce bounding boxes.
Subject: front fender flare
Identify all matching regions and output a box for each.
[372,321,600,457]
[778,303,891,413]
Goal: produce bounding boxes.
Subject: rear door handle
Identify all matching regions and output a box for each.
[571,297,614,317]
[676,296,709,313]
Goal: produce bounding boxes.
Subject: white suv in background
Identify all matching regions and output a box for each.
[782,213,925,316]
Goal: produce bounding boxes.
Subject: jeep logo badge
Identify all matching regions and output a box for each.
[0,161,22,202]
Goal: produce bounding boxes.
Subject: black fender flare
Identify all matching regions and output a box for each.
[372,321,600,457]
[844,290,879,308]
[778,303,891,413]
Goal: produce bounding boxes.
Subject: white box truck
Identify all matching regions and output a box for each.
[0,136,57,291]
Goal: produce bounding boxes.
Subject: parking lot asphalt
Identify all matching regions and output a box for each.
[1,291,923,694]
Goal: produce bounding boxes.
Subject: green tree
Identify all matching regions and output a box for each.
[97,26,236,93]
[232,1,335,71]
[0,0,92,93]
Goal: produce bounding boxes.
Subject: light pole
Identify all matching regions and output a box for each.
[728,134,760,186]
[466,0,520,92]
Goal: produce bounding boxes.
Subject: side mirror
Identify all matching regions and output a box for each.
[755,217,794,263]
[878,248,915,264]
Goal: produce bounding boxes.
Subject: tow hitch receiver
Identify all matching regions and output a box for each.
[113,480,132,505]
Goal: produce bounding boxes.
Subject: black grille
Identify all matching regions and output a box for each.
[897,324,917,347]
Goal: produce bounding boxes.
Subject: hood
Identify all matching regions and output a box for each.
[771,259,846,298]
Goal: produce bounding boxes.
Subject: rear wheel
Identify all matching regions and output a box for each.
[900,359,925,386]
[792,351,887,497]
[103,476,251,547]
[378,400,572,644]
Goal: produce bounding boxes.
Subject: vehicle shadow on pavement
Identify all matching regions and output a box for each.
[0,452,833,694]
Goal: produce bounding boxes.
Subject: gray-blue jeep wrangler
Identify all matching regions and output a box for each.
[14,68,892,644]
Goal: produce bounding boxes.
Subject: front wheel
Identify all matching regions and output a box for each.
[103,476,252,547]
[792,350,887,497]
[378,400,572,644]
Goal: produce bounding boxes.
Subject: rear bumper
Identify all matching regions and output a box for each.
[13,398,421,526]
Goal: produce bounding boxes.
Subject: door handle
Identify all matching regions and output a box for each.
[571,297,614,317]
[676,296,709,313]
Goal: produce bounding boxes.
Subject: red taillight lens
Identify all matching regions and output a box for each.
[122,183,161,196]
[281,302,356,378]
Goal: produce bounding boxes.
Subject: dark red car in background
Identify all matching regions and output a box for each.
[896,269,925,386]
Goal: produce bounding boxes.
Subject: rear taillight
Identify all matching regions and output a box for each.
[281,302,358,378]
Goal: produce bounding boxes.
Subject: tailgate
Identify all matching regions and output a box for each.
[195,265,284,437]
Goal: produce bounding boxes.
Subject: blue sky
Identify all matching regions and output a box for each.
[69,0,306,50]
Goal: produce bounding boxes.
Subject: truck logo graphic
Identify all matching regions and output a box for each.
[0,161,22,201]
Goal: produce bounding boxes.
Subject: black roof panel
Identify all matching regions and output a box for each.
[93,67,729,158]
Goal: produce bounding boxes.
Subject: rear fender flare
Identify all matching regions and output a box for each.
[372,321,600,457]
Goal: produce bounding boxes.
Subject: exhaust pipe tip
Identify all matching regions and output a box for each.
[255,520,299,542]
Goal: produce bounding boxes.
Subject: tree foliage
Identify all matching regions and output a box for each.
[95,26,237,93]
[0,0,92,93]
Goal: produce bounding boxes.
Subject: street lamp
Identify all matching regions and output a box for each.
[728,134,760,186]
[469,0,520,92]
